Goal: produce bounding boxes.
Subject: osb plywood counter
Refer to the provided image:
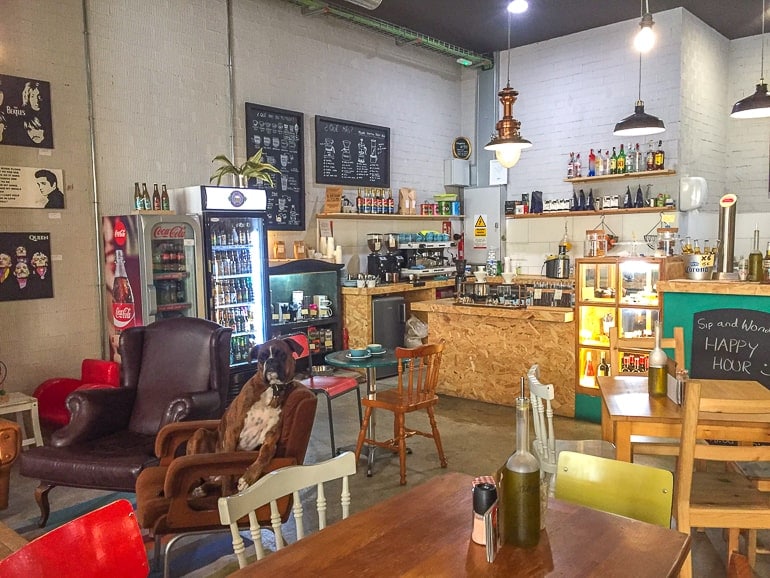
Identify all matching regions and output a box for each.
[410,299,576,416]
[659,279,770,297]
[341,280,454,348]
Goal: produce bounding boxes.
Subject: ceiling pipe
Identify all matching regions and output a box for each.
[287,0,493,70]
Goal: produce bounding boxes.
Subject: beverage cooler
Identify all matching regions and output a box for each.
[174,185,271,394]
[102,214,205,363]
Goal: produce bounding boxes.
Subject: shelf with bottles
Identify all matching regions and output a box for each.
[509,206,675,220]
[578,348,611,390]
[564,169,675,184]
[230,334,256,367]
[317,212,464,221]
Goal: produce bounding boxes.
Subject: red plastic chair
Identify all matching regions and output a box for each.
[33,359,120,427]
[0,499,149,577]
[285,333,363,457]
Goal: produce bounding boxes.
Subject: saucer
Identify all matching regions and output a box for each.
[346,352,371,360]
[368,349,387,356]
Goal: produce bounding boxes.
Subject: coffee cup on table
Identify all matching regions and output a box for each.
[349,348,368,358]
[367,343,383,353]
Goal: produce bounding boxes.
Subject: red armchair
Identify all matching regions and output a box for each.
[33,359,120,427]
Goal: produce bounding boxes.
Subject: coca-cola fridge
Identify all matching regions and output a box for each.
[102,214,206,363]
[173,185,271,392]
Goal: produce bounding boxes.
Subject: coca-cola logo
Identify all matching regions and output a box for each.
[112,303,135,329]
[114,219,127,247]
[153,225,186,239]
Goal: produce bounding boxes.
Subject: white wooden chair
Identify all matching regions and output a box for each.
[218,451,357,568]
[527,364,615,494]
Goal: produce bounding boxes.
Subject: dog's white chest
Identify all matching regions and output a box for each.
[238,388,282,451]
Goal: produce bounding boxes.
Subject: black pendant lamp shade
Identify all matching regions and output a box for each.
[614,100,665,136]
[731,83,770,118]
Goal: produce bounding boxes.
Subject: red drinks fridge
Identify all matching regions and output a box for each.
[173,185,271,396]
[101,214,205,363]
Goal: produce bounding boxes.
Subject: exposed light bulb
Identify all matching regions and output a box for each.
[634,25,655,52]
[507,0,528,15]
[495,146,522,168]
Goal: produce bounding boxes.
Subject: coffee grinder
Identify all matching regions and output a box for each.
[366,233,389,282]
[383,233,404,283]
[454,259,466,296]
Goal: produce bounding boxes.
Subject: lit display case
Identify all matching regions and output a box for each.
[575,256,671,394]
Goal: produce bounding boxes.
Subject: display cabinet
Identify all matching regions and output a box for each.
[575,256,675,394]
[268,260,344,363]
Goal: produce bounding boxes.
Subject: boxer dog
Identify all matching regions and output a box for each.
[187,336,304,495]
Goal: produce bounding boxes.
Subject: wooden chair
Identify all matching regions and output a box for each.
[527,364,615,494]
[218,451,357,568]
[354,341,447,485]
[608,325,686,459]
[673,379,770,578]
[555,450,674,527]
[284,333,363,457]
[0,499,148,577]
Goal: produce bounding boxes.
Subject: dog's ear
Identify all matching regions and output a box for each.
[283,336,305,357]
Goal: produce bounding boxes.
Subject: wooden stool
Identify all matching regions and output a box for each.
[0,419,22,510]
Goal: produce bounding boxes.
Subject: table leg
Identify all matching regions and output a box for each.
[615,422,632,462]
[13,411,31,448]
[29,402,43,447]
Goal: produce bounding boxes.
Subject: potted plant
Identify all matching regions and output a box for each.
[210,148,281,188]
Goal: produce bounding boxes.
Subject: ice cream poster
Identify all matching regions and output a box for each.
[0,232,53,301]
[0,74,53,149]
[0,166,64,209]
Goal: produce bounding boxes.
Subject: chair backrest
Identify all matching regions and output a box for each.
[555,450,673,527]
[527,364,557,470]
[120,317,232,434]
[674,380,770,530]
[218,451,357,568]
[608,326,684,376]
[0,499,148,577]
[395,341,445,398]
[80,358,121,386]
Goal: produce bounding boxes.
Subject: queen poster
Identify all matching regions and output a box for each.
[0,74,54,149]
[0,232,54,301]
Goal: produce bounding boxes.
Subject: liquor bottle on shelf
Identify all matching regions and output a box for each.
[574,153,582,177]
[609,147,617,174]
[134,182,143,211]
[356,189,364,213]
[142,183,151,211]
[388,190,395,214]
[161,184,170,211]
[646,141,655,171]
[648,321,667,397]
[626,143,636,174]
[152,184,161,210]
[748,227,763,282]
[567,152,575,178]
[499,378,540,547]
[617,144,626,174]
[597,354,610,376]
[584,351,595,378]
[595,149,604,176]
[588,148,596,176]
[654,140,665,170]
[634,143,642,172]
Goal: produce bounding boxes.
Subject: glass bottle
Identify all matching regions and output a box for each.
[597,354,610,376]
[588,148,596,176]
[626,143,636,173]
[654,140,665,170]
[152,184,161,211]
[486,248,497,276]
[133,182,143,211]
[141,183,151,211]
[595,149,604,176]
[748,228,763,281]
[646,140,655,171]
[603,150,611,175]
[574,153,582,178]
[617,144,626,174]
[648,321,667,397]
[567,152,575,178]
[584,351,595,377]
[499,380,540,547]
[610,147,618,174]
[161,184,170,211]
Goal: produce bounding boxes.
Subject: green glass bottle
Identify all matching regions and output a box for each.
[748,228,763,282]
[499,380,541,547]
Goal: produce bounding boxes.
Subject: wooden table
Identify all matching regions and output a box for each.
[229,471,690,577]
[0,392,43,449]
[598,375,770,461]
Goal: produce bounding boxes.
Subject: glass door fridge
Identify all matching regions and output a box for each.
[102,214,205,363]
[174,185,270,392]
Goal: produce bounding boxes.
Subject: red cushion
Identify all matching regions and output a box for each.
[301,375,359,398]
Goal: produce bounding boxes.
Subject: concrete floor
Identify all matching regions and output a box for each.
[2,377,769,576]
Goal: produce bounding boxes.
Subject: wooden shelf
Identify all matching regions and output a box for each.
[318,213,463,221]
[564,169,676,184]
[509,206,675,219]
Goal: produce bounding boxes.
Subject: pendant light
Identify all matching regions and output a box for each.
[484,10,532,169]
[633,0,655,53]
[613,53,665,136]
[731,0,770,119]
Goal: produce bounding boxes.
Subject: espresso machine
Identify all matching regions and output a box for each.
[366,233,402,283]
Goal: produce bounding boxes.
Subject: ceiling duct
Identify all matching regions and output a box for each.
[286,0,493,70]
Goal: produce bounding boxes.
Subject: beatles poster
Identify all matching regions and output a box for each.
[0,232,54,301]
[0,166,65,209]
[0,74,53,149]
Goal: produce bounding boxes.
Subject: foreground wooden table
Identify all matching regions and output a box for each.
[230,471,690,577]
[598,375,770,461]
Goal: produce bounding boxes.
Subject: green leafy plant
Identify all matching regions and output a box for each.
[210,148,281,187]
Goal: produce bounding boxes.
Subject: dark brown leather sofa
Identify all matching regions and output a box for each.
[19,317,232,526]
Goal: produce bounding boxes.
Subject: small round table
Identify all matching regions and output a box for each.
[325,349,399,476]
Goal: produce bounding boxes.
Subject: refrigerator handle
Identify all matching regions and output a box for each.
[400,302,406,324]
[147,284,158,317]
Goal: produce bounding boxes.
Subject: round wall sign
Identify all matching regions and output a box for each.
[452,137,472,160]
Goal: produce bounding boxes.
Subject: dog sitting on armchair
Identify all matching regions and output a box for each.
[186,336,304,494]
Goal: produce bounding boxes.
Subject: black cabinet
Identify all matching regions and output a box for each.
[268,260,344,364]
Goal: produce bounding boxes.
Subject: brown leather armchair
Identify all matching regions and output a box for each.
[19,317,232,527]
[135,383,317,573]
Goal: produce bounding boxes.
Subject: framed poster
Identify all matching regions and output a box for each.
[0,74,54,149]
[245,103,304,231]
[0,166,64,209]
[315,116,390,188]
[452,136,472,160]
[0,232,53,301]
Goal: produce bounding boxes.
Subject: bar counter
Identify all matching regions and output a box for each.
[658,279,770,297]
[410,299,576,416]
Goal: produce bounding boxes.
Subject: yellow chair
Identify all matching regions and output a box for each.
[554,450,673,528]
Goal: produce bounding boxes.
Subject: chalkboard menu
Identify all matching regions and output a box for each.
[315,116,390,187]
[245,103,304,231]
[690,308,770,388]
